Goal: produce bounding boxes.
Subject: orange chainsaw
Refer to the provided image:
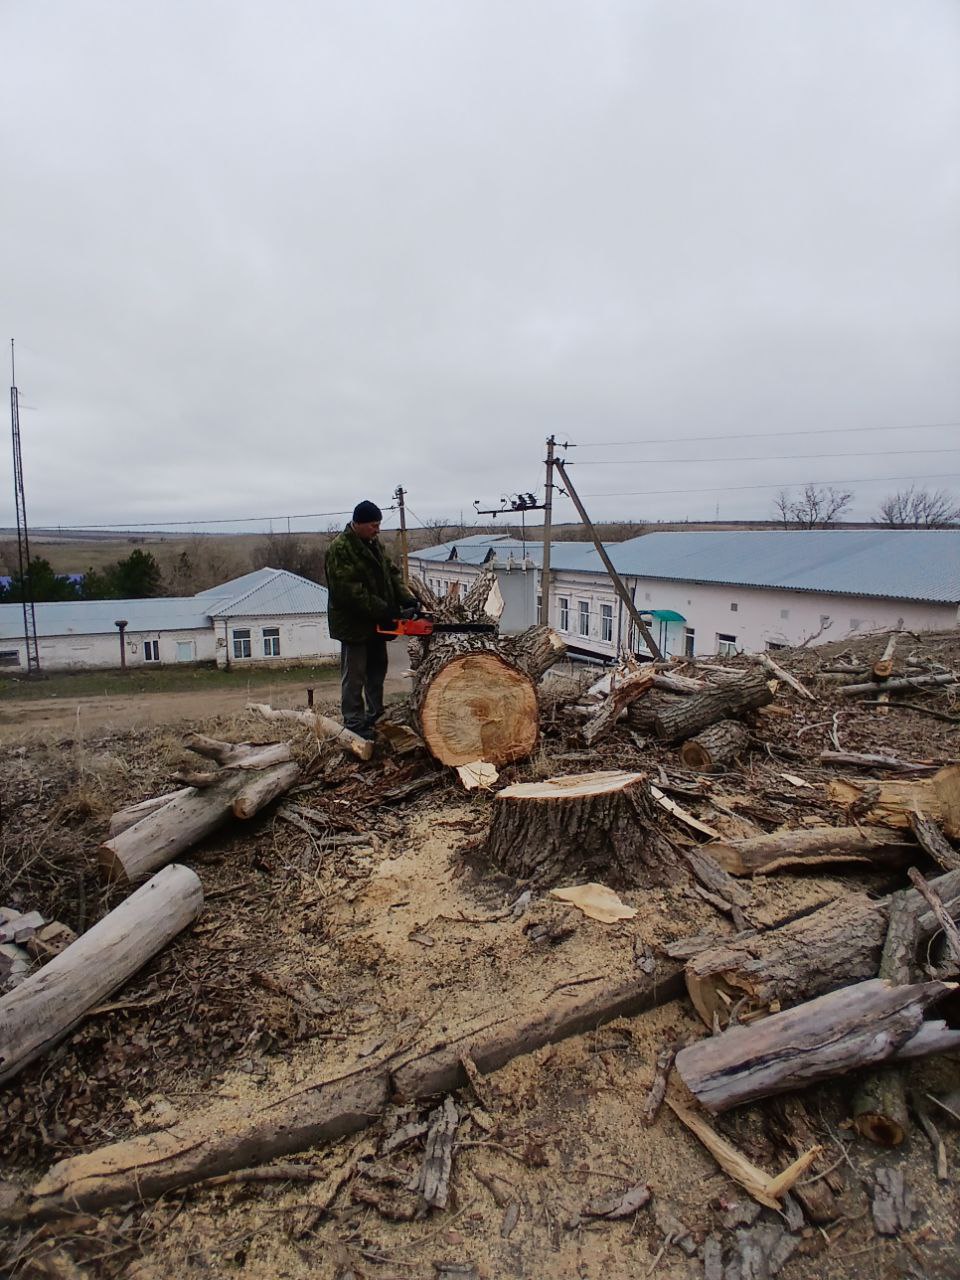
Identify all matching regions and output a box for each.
[376,617,497,637]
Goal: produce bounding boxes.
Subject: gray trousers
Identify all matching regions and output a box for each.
[340,637,389,732]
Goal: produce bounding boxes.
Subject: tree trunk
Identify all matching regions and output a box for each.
[0,865,202,1085]
[627,692,684,733]
[828,766,960,839]
[481,770,676,887]
[675,978,953,1114]
[108,789,194,837]
[705,825,917,877]
[680,720,751,772]
[653,671,773,743]
[15,963,682,1218]
[838,672,955,697]
[413,625,565,767]
[685,869,960,1026]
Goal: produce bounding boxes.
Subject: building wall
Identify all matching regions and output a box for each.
[409,553,958,659]
[14,627,216,672]
[219,613,338,669]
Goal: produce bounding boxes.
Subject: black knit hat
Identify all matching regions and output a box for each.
[352,500,383,523]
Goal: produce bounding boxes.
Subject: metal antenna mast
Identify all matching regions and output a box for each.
[10,340,40,673]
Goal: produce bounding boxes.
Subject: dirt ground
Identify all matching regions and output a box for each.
[2,633,960,1279]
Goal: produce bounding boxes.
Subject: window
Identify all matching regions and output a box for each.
[536,595,542,620]
[232,628,251,659]
[144,640,160,663]
[767,640,788,651]
[683,627,695,658]
[730,602,738,612]
[558,597,569,631]
[717,633,737,657]
[263,627,281,657]
[0,650,20,667]
[601,603,613,643]
[176,641,195,662]
[780,609,790,620]
[578,600,590,637]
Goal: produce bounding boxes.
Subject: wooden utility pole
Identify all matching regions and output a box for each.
[394,485,410,582]
[539,435,555,626]
[553,457,662,660]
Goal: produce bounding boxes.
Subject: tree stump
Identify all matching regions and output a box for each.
[680,720,750,771]
[481,770,675,887]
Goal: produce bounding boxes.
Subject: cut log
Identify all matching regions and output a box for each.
[838,672,956,696]
[873,631,900,681]
[828,766,960,839]
[182,733,292,770]
[679,720,750,772]
[413,625,565,766]
[582,669,655,746]
[652,671,773,743]
[685,868,960,1026]
[852,890,921,1147]
[14,963,682,1218]
[0,864,202,1085]
[819,751,939,773]
[626,691,684,733]
[909,811,960,872]
[247,704,374,762]
[232,762,302,819]
[705,826,916,877]
[675,978,954,1113]
[108,789,194,837]
[481,770,675,887]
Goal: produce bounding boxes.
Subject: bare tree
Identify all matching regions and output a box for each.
[875,485,960,529]
[772,484,853,529]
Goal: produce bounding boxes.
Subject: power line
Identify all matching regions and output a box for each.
[574,421,960,448]
[575,447,960,467]
[50,506,396,531]
[578,471,960,500]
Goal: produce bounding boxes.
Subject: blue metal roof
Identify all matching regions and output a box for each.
[602,530,960,604]
[411,538,596,570]
[208,568,329,617]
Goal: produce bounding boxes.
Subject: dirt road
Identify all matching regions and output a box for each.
[0,651,412,742]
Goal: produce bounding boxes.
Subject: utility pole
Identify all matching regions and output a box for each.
[553,456,662,660]
[539,435,555,625]
[394,485,410,582]
[10,340,40,675]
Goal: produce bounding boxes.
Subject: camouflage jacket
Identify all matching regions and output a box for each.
[324,524,414,643]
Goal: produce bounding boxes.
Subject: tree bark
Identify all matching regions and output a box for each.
[14,964,682,1218]
[481,770,676,887]
[705,825,917,877]
[0,865,202,1086]
[828,766,960,839]
[413,625,565,767]
[108,789,195,837]
[232,762,302,819]
[627,692,684,733]
[675,979,953,1114]
[652,671,772,743]
[582,669,655,746]
[685,868,960,1026]
[680,720,751,772]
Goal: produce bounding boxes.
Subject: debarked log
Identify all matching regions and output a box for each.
[0,865,202,1086]
[481,770,676,888]
[675,978,956,1114]
[828,766,960,840]
[247,703,374,762]
[705,826,917,877]
[13,963,683,1218]
[684,868,960,1026]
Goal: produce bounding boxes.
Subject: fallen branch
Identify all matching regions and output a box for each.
[705,826,916,877]
[906,867,960,968]
[838,672,956,697]
[247,703,374,762]
[758,653,815,701]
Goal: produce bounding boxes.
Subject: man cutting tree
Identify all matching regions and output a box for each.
[325,501,419,740]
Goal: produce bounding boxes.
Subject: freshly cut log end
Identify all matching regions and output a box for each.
[481,770,675,888]
[679,720,750,772]
[853,1105,907,1147]
[418,652,539,767]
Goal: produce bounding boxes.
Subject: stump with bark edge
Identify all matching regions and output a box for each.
[482,770,676,888]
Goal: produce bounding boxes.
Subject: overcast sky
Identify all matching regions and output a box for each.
[3,1,958,534]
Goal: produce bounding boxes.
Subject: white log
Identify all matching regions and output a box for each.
[0,865,202,1085]
[232,762,302,819]
[758,653,815,701]
[108,789,195,837]
[247,703,374,762]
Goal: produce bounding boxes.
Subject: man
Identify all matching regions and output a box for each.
[325,500,418,739]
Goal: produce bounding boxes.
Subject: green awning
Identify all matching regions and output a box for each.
[648,609,686,622]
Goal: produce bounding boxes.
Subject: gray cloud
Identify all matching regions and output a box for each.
[2,0,958,533]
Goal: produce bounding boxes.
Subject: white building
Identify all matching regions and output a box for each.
[410,530,960,660]
[0,567,339,673]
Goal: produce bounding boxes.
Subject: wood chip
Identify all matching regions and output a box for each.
[871,1166,915,1235]
[584,1182,651,1219]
